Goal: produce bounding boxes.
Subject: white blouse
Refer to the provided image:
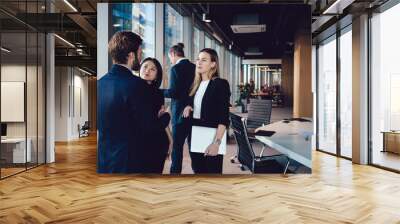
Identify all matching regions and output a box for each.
[193,80,210,119]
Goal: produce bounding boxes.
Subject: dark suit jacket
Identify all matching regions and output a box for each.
[163,59,195,125]
[188,78,231,128]
[97,64,169,173]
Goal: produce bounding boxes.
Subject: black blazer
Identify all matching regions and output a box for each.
[97,64,169,173]
[188,78,231,128]
[163,59,195,125]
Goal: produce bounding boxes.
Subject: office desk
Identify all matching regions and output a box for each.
[255,120,313,168]
[1,138,31,163]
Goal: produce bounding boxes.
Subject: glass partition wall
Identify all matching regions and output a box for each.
[0,1,46,179]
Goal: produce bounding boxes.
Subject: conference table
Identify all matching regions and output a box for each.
[254,119,313,169]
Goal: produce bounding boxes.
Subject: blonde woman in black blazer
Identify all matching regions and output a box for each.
[182,48,231,174]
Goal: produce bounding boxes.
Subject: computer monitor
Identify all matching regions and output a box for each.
[1,123,7,137]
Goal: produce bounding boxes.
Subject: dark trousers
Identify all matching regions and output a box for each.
[189,152,223,174]
[187,129,224,174]
[170,122,190,174]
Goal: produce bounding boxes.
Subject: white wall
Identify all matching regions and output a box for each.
[1,63,46,163]
[1,64,38,137]
[55,67,89,141]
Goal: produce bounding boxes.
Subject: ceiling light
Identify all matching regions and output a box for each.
[202,13,211,23]
[244,52,263,56]
[54,34,75,48]
[78,67,93,76]
[63,0,78,12]
[322,0,354,15]
[113,24,122,27]
[1,47,11,53]
[212,33,223,44]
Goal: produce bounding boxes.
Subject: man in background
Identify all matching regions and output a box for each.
[163,43,195,174]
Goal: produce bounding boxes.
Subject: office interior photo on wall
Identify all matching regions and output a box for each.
[96,3,313,175]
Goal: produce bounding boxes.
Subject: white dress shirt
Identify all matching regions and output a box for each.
[193,80,210,119]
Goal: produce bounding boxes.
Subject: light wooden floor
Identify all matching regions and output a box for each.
[372,151,400,171]
[1,135,400,223]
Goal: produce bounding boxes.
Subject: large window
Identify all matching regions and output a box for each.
[192,27,200,61]
[370,3,400,171]
[218,46,225,79]
[163,4,183,86]
[339,27,352,158]
[205,35,212,48]
[317,35,337,155]
[111,4,155,59]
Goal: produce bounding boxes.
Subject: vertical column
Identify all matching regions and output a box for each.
[46,29,55,163]
[293,29,313,118]
[97,3,109,80]
[312,45,317,150]
[282,54,294,107]
[199,30,205,50]
[155,3,164,66]
[183,16,192,61]
[352,14,369,164]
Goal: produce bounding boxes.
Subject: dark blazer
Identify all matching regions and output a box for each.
[97,64,169,173]
[188,78,231,128]
[163,59,195,125]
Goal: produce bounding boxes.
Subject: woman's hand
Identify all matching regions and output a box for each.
[182,106,193,118]
[158,106,166,118]
[204,143,219,156]
[166,140,173,160]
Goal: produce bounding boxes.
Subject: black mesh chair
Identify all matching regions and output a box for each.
[230,112,290,174]
[245,99,272,138]
[78,121,90,138]
[230,99,272,163]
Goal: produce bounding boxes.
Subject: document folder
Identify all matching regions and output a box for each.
[190,120,226,155]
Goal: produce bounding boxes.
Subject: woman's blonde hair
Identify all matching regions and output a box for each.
[189,48,220,96]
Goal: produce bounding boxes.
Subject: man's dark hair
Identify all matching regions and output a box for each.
[108,31,143,64]
[169,42,185,57]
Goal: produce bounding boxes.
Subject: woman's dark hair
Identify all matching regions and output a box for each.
[169,42,185,57]
[108,31,142,64]
[140,57,163,88]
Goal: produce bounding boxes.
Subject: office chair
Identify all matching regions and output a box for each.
[78,121,90,138]
[230,112,290,174]
[245,99,272,137]
[230,99,272,163]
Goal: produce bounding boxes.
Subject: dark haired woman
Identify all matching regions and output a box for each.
[139,57,173,173]
[182,48,231,174]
